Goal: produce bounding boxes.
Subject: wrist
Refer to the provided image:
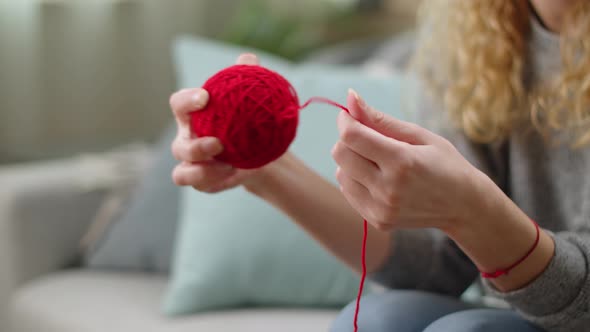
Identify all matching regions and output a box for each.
[243,151,299,197]
[439,167,501,237]
[440,169,555,291]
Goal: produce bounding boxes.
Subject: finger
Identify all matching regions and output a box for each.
[237,53,260,66]
[347,89,438,145]
[337,169,394,231]
[206,172,248,193]
[169,88,210,132]
[336,168,375,221]
[172,136,223,162]
[337,110,408,163]
[172,162,235,189]
[331,141,379,186]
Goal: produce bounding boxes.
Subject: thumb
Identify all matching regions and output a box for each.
[347,88,436,145]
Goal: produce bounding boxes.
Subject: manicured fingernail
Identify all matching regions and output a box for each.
[348,88,367,111]
[193,90,207,109]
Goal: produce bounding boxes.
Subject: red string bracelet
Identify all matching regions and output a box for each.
[479,219,540,279]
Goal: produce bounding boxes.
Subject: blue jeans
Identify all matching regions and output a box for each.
[330,290,545,332]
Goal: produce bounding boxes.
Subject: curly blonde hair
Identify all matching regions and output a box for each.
[412,0,590,147]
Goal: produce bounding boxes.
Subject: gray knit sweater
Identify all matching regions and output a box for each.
[369,17,590,332]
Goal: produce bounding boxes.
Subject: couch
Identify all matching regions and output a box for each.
[0,147,342,332]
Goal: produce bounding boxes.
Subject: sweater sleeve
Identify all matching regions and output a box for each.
[482,231,590,331]
[369,80,506,296]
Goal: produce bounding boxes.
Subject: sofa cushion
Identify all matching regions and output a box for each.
[163,36,414,316]
[85,124,180,273]
[10,270,338,332]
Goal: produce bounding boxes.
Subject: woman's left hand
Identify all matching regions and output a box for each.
[332,89,488,232]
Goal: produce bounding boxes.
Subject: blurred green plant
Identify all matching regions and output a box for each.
[218,0,358,61]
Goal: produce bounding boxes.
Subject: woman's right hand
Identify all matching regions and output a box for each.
[170,53,268,193]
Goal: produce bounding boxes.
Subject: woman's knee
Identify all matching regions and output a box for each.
[424,309,544,332]
[329,290,471,332]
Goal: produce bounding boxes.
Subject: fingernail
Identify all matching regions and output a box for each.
[238,53,258,65]
[193,90,206,109]
[202,137,222,154]
[348,88,367,111]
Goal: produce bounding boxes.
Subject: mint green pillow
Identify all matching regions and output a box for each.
[163,36,413,315]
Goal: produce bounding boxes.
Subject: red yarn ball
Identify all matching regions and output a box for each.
[190,65,300,169]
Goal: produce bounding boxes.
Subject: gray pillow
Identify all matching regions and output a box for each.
[85,123,179,273]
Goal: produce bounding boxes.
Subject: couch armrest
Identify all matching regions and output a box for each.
[0,144,151,327]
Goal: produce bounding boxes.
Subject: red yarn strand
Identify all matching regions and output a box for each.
[302,97,366,332]
[300,96,350,112]
[354,219,368,332]
[193,63,367,331]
